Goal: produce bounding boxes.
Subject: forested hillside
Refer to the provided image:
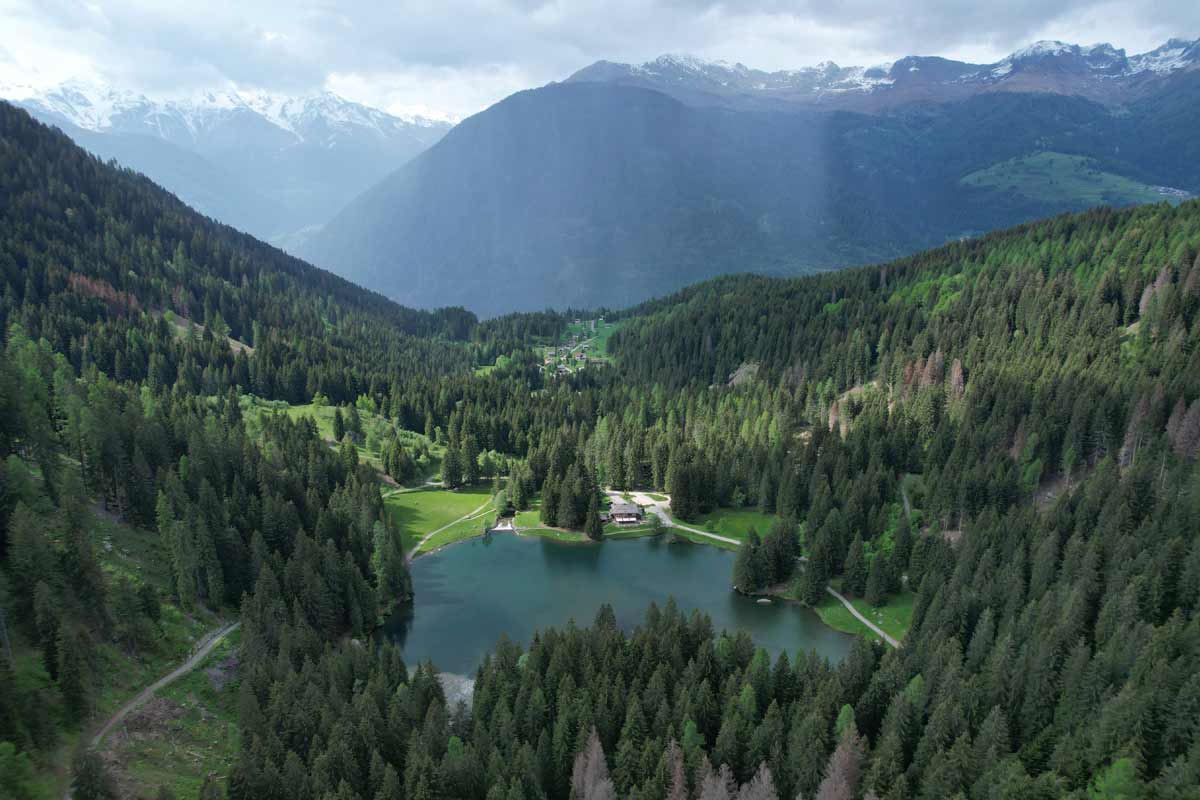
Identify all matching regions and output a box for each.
[0,102,462,796]
[304,73,1200,314]
[3,95,1200,800]
[233,205,1200,798]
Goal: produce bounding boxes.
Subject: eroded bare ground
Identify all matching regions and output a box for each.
[1034,473,1073,512]
[204,652,239,692]
[98,696,187,797]
[98,652,240,798]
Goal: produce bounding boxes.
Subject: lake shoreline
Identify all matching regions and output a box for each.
[384,531,855,674]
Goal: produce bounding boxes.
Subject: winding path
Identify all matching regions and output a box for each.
[610,491,741,547]
[406,499,493,562]
[63,621,241,798]
[607,490,901,648]
[824,586,900,649]
[90,621,241,751]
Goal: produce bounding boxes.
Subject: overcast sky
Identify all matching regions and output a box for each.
[1,0,1196,120]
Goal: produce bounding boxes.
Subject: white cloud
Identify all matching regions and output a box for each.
[0,0,1196,118]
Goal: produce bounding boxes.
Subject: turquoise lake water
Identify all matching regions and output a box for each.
[382,532,854,674]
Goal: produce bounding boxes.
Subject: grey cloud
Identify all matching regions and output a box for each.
[3,0,1198,117]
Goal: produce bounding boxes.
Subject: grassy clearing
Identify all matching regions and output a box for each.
[961,152,1185,207]
[514,508,544,529]
[668,506,778,543]
[603,526,659,541]
[520,528,589,543]
[511,496,549,530]
[669,528,739,552]
[848,591,914,642]
[645,493,668,502]
[91,510,178,593]
[417,503,497,553]
[813,587,915,645]
[385,485,495,553]
[240,396,442,485]
[110,630,241,799]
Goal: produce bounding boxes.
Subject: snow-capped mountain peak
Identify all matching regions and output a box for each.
[567,37,1199,112]
[2,78,452,146]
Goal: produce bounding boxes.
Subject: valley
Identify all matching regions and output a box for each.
[2,22,1200,800]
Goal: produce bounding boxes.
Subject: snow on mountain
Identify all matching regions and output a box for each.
[3,78,451,147]
[1009,40,1078,60]
[1128,39,1200,75]
[613,52,894,95]
[0,78,454,251]
[568,37,1200,109]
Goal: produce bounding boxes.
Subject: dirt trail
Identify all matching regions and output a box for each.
[406,499,493,563]
[608,491,901,647]
[61,621,240,799]
[824,586,900,648]
[90,621,240,751]
[610,491,740,546]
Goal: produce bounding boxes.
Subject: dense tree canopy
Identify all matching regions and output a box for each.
[2,100,1200,799]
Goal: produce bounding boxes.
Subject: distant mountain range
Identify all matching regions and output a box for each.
[1,79,452,250]
[302,38,1200,314]
[568,39,1200,111]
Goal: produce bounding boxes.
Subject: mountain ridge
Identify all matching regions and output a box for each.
[0,78,454,250]
[567,37,1200,112]
[303,52,1200,315]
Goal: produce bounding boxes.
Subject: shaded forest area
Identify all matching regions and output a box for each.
[1,102,1199,799]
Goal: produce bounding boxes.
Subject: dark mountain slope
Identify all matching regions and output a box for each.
[0,101,474,403]
[304,79,1198,314]
[57,119,291,241]
[9,83,452,250]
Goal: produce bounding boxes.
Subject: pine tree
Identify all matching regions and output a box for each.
[865,554,886,607]
[696,760,737,800]
[57,624,93,721]
[376,764,403,800]
[733,531,764,593]
[33,581,59,679]
[843,535,867,596]
[814,722,866,800]
[585,493,604,541]
[736,763,779,800]
[0,742,35,800]
[442,445,463,489]
[333,408,346,442]
[665,740,688,800]
[462,434,481,485]
[541,474,559,527]
[800,544,829,606]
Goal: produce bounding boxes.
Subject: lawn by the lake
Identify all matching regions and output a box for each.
[385,485,495,552]
[813,587,915,645]
[668,506,779,542]
[670,528,739,551]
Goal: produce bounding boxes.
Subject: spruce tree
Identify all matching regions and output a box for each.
[333,408,345,442]
[865,555,886,607]
[800,545,829,606]
[585,493,604,541]
[442,446,462,489]
[843,535,867,596]
[733,531,763,593]
[540,475,559,527]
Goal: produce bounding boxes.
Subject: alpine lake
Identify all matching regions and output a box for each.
[382,532,854,677]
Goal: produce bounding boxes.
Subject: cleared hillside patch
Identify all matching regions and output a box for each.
[961,151,1187,208]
